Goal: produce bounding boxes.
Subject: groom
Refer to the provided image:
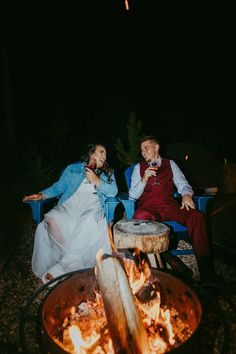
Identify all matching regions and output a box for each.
[129,135,221,285]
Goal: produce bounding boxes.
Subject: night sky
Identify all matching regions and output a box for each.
[1,1,232,170]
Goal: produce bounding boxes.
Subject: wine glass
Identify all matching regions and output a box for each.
[150,162,160,185]
[85,162,96,170]
[85,162,97,193]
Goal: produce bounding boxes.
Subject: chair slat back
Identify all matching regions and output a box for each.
[124,164,137,190]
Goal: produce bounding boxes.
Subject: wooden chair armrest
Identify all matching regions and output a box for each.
[104,197,120,223]
[23,197,58,224]
[117,193,136,220]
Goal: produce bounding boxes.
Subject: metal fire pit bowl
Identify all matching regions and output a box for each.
[41,268,202,354]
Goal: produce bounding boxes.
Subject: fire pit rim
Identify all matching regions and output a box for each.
[41,267,203,354]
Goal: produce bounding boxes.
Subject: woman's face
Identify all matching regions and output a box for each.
[91,145,107,168]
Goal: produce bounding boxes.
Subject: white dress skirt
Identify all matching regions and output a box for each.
[31,179,112,283]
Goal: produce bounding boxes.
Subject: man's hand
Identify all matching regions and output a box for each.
[23,193,44,202]
[142,166,157,183]
[181,194,195,211]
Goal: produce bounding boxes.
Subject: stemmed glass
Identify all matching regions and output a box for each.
[85,162,97,193]
[150,162,160,185]
[85,162,96,171]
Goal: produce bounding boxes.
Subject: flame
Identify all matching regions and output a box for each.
[149,336,167,352]
[96,249,104,263]
[139,299,161,325]
[69,325,101,353]
[163,309,175,346]
[123,255,151,295]
[125,258,176,351]
[58,254,192,353]
[69,325,86,352]
[94,289,103,307]
[130,271,146,294]
[108,225,116,253]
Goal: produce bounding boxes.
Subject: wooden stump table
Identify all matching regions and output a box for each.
[113,220,170,269]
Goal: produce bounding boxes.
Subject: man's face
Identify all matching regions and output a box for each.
[91,145,107,168]
[141,140,159,162]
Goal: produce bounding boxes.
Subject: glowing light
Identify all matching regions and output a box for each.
[69,325,100,353]
[125,0,129,11]
[69,325,85,352]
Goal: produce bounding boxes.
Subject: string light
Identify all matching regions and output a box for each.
[125,0,129,11]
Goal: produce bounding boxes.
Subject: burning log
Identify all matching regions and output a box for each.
[135,281,157,303]
[42,268,202,354]
[96,256,151,354]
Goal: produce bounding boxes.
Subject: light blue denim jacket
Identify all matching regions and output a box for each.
[40,162,118,221]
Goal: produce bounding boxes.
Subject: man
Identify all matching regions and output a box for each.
[129,135,218,285]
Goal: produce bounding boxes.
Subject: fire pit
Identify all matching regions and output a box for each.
[41,262,202,354]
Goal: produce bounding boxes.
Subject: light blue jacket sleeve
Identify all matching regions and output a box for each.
[97,173,118,197]
[40,162,118,211]
[40,165,76,199]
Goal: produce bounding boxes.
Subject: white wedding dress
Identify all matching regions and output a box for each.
[31,178,112,283]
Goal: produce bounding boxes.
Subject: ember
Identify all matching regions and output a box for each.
[42,256,202,354]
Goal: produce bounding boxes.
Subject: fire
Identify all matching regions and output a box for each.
[123,258,176,349]
[123,251,151,295]
[69,325,100,352]
[53,253,193,353]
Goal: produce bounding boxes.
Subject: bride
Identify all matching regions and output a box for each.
[23,143,118,283]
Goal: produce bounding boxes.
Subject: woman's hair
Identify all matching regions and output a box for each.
[80,143,113,177]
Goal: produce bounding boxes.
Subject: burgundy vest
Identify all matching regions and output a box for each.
[138,158,176,209]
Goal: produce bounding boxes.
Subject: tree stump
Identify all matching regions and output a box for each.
[113,220,170,269]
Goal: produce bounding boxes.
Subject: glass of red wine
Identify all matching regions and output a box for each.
[85,162,97,193]
[149,162,160,185]
[85,163,95,170]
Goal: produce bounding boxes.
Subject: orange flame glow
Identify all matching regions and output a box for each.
[62,256,192,353]
[69,325,101,353]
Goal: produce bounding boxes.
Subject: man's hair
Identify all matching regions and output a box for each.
[140,135,160,145]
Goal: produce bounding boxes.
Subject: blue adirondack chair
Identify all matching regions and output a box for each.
[23,163,120,225]
[118,163,213,256]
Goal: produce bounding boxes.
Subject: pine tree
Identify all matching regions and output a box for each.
[115,111,145,167]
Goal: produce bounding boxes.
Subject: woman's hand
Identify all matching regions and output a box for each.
[22,193,44,202]
[85,167,100,186]
[181,194,195,211]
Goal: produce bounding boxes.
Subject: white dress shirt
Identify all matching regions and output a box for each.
[129,157,194,200]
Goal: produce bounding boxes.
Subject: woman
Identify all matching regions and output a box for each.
[23,143,118,283]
